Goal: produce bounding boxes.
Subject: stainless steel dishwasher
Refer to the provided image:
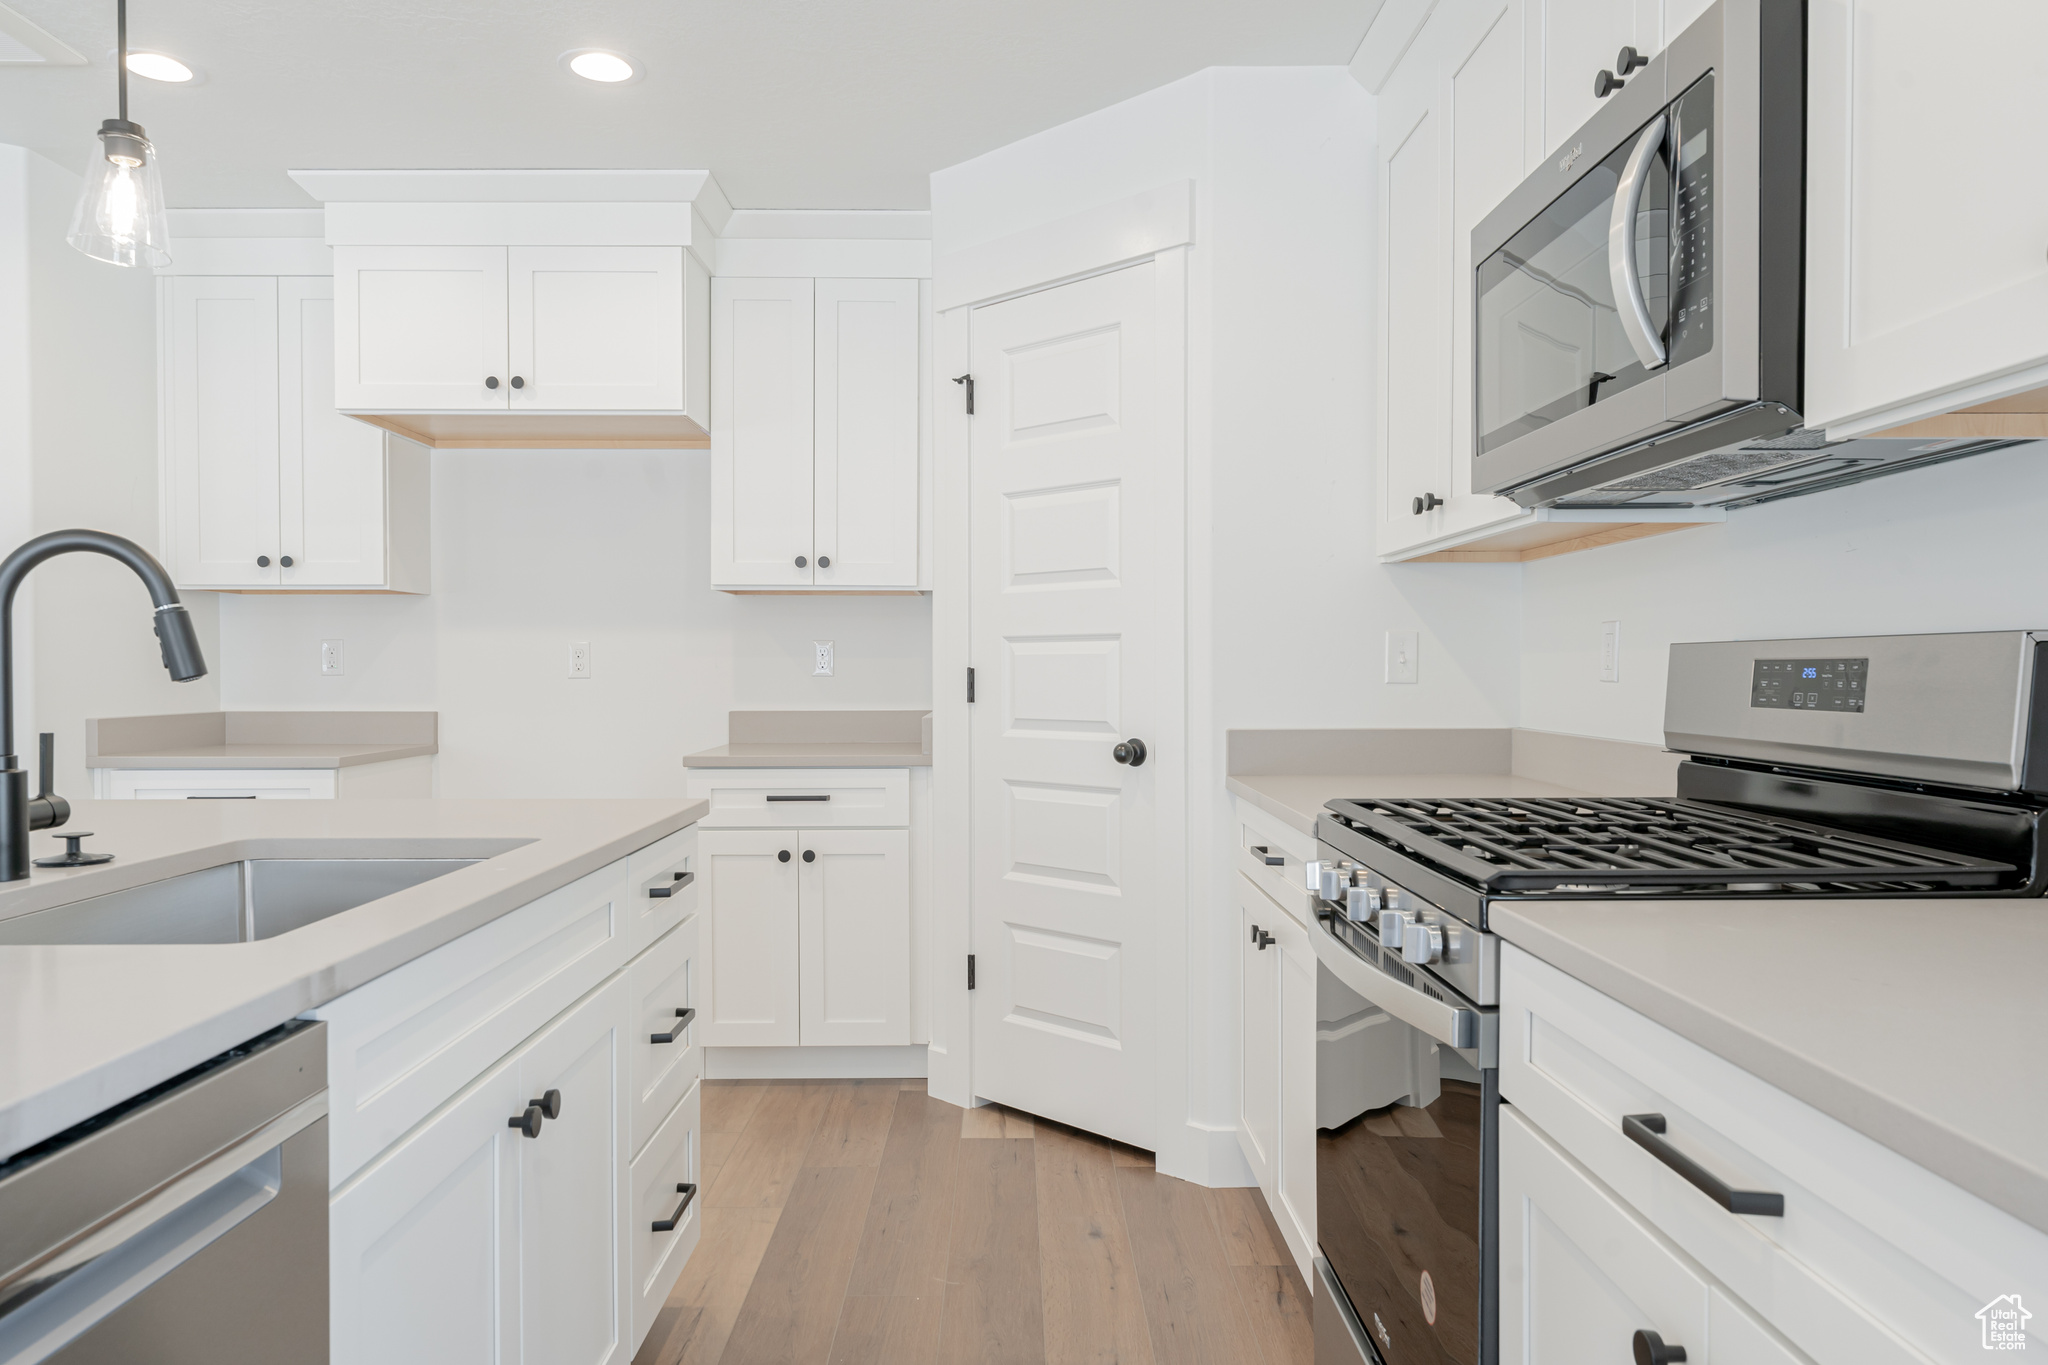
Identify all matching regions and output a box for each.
[0,1021,327,1364]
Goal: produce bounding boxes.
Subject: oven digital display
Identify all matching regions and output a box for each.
[1751,657,1868,711]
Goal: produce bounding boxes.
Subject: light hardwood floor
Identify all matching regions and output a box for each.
[634,1079,1315,1365]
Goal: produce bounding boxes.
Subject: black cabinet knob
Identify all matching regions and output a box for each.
[256,555,270,567]
[529,1088,562,1120]
[1616,45,1648,74]
[795,555,808,568]
[818,555,830,568]
[1257,930,1275,950]
[1633,1331,1687,1365]
[1112,738,1148,767]
[511,376,525,389]
[802,849,815,863]
[778,849,791,863]
[280,555,294,568]
[486,376,500,389]
[508,1104,543,1138]
[1250,923,1261,943]
[1595,68,1624,97]
[1411,492,1445,515]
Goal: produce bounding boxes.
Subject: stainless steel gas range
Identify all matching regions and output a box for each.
[1308,631,2048,1365]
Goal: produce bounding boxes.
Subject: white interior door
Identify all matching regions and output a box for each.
[710,277,814,586]
[164,275,281,588]
[798,828,911,1046]
[698,829,800,1047]
[813,278,920,587]
[278,277,386,587]
[334,245,508,410]
[968,260,1165,1149]
[509,246,684,411]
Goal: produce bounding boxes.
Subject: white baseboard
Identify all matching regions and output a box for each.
[1158,1119,1258,1188]
[705,1044,929,1081]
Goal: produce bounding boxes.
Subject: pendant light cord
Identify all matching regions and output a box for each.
[116,0,127,122]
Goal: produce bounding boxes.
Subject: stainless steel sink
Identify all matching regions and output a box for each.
[0,858,483,946]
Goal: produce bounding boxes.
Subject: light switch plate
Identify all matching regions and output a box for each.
[319,640,344,676]
[569,642,591,679]
[1600,620,1621,682]
[1385,631,1418,684]
[813,641,835,677]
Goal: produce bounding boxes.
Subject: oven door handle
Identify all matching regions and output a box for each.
[1309,912,1496,1065]
[1608,112,1669,372]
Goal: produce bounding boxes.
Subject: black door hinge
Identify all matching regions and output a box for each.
[967,954,976,990]
[952,373,974,414]
[967,666,975,703]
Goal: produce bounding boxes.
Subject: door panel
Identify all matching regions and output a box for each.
[798,828,911,1046]
[1239,884,1281,1191]
[279,278,386,587]
[1541,0,1647,158]
[814,278,920,587]
[1382,96,1450,533]
[509,246,684,411]
[629,917,700,1156]
[698,829,800,1047]
[969,261,1161,1148]
[165,276,280,588]
[334,246,508,410]
[710,277,814,586]
[1277,911,1318,1273]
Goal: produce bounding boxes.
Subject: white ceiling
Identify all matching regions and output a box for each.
[0,0,1373,211]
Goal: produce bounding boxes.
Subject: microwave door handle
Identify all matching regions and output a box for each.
[1608,112,1670,372]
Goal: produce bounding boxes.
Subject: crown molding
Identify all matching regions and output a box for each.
[286,168,723,205]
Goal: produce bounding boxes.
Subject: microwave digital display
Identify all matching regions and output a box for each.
[1752,657,1868,711]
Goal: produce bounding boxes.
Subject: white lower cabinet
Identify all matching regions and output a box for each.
[325,828,704,1364]
[1234,866,1317,1279]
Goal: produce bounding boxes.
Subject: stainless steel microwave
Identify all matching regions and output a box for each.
[1470,0,2022,510]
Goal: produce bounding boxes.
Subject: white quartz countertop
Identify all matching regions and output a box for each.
[1494,899,2048,1234]
[87,741,436,770]
[683,741,931,768]
[1226,772,1591,834]
[0,797,704,1162]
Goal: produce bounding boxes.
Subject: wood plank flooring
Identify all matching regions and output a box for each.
[635,1079,1314,1365]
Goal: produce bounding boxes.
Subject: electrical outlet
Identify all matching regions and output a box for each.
[1385,631,1418,684]
[1600,620,1622,682]
[319,640,344,676]
[569,642,591,679]
[813,641,835,677]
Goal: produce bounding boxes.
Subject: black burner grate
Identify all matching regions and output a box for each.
[1324,796,2014,893]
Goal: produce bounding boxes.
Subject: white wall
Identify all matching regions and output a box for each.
[0,145,222,795]
[218,448,933,797]
[1519,440,2048,743]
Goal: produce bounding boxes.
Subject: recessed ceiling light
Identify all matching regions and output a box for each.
[560,48,641,85]
[125,51,194,82]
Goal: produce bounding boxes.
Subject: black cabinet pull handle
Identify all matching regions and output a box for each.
[1112,738,1148,766]
[1411,492,1445,515]
[1633,1330,1686,1365]
[1257,930,1274,950]
[765,794,830,802]
[802,849,815,863]
[510,376,525,389]
[649,870,696,898]
[530,1088,562,1121]
[1622,1114,1783,1216]
[651,1007,696,1044]
[486,376,500,389]
[778,849,791,862]
[652,1182,699,1232]
[1251,845,1285,866]
[1595,68,1624,97]
[1616,45,1648,75]
[508,1104,543,1138]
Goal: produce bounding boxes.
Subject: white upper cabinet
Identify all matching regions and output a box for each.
[711,276,925,590]
[1805,0,2048,433]
[334,246,509,410]
[161,274,428,593]
[509,246,684,411]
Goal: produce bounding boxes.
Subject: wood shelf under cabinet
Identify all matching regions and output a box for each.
[1388,508,1723,564]
[1869,383,2048,441]
[344,412,710,450]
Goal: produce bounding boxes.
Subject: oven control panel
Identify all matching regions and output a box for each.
[1751,655,1868,711]
[1308,859,1465,967]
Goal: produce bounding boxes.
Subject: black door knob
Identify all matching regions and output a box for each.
[1616,45,1648,74]
[1112,738,1148,767]
[778,849,791,863]
[280,555,294,568]
[256,555,270,567]
[486,376,500,389]
[802,849,815,863]
[530,1088,562,1120]
[1633,1330,1687,1365]
[795,555,808,568]
[1411,493,1444,515]
[510,376,525,389]
[818,555,830,568]
[508,1104,543,1138]
[1595,68,1624,97]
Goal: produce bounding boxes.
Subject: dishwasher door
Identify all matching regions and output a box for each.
[0,1021,327,1365]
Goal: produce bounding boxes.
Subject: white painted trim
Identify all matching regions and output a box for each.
[933,180,1194,312]
[704,1044,928,1081]
[1822,356,2048,440]
[928,301,973,1111]
[714,238,932,280]
[157,239,334,276]
[322,201,697,248]
[723,209,932,241]
[0,2,84,64]
[1349,0,1440,94]
[165,208,325,239]
[288,168,720,204]
[691,177,733,237]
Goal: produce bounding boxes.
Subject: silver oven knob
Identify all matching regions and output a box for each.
[1346,884,1380,921]
[1377,908,1408,948]
[1319,862,1351,902]
[1402,920,1445,965]
[1305,860,1327,893]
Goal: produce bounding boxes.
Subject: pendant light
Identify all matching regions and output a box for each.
[66,0,170,268]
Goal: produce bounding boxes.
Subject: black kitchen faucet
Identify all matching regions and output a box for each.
[0,530,207,882]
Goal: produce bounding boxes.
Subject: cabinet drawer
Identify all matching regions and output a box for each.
[686,767,909,828]
[625,826,697,957]
[315,856,633,1186]
[630,917,701,1157]
[1502,944,2046,1365]
[102,767,338,799]
[1236,813,1316,927]
[630,1081,701,1352]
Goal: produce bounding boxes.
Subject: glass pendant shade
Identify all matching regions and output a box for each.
[66,118,170,268]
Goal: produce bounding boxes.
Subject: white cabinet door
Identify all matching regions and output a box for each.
[330,1038,522,1365]
[508,246,684,412]
[797,828,910,1046]
[278,277,388,587]
[698,828,800,1046]
[334,245,509,410]
[1805,0,2048,433]
[1502,1103,1713,1365]
[516,974,631,1365]
[710,277,815,586]
[1537,0,1657,160]
[164,275,281,588]
[1237,881,1281,1195]
[813,278,920,588]
[1275,909,1318,1273]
